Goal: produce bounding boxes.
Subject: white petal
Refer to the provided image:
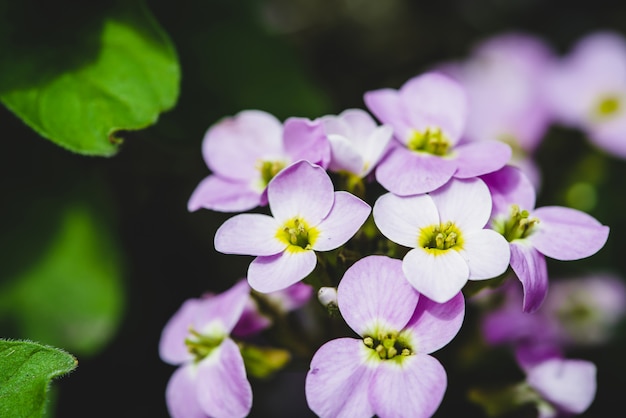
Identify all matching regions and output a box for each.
[430,177,492,232]
[459,229,510,280]
[313,192,371,251]
[248,251,317,293]
[214,214,285,256]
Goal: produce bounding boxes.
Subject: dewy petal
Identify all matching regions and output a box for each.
[481,165,537,217]
[214,214,285,256]
[165,364,207,418]
[313,191,371,251]
[526,358,597,414]
[375,147,457,195]
[203,110,284,181]
[510,241,549,313]
[373,192,439,248]
[187,175,261,213]
[430,178,493,232]
[452,140,512,178]
[283,117,331,168]
[338,256,420,336]
[306,338,376,418]
[403,248,470,303]
[196,339,252,418]
[403,292,465,354]
[460,229,510,280]
[267,160,334,224]
[370,353,447,418]
[530,206,609,261]
[248,250,317,293]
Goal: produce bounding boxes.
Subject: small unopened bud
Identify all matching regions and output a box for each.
[317,287,338,308]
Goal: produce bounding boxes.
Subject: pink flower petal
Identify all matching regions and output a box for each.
[187,175,261,213]
[452,141,512,178]
[338,256,420,336]
[460,229,510,280]
[159,298,203,365]
[195,280,251,334]
[268,160,334,224]
[530,206,609,261]
[196,339,252,418]
[214,214,285,256]
[403,248,469,303]
[481,165,537,217]
[248,250,317,293]
[165,364,207,418]
[430,178,493,232]
[313,191,371,251]
[369,353,447,418]
[283,117,331,168]
[327,133,365,175]
[510,241,549,313]
[364,88,414,143]
[305,338,376,418]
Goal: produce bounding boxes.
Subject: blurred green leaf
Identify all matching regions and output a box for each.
[0,339,77,418]
[0,0,180,156]
[240,344,291,379]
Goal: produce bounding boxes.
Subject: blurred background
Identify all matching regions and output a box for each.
[2,0,626,416]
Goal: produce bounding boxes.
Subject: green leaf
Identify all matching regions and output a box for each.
[239,344,291,379]
[0,0,180,156]
[0,339,77,418]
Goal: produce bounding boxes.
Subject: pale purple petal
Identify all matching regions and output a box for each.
[370,354,447,418]
[214,214,285,256]
[327,133,366,175]
[160,298,203,365]
[530,206,610,261]
[460,229,510,280]
[231,298,272,338]
[306,338,376,418]
[373,192,439,248]
[526,358,597,414]
[481,165,537,217]
[268,160,334,224]
[283,117,331,168]
[196,339,252,418]
[313,192,371,251]
[339,108,379,139]
[203,110,284,181]
[165,364,207,418]
[510,241,549,313]
[187,176,262,213]
[589,115,626,159]
[403,248,469,303]
[375,147,457,195]
[361,124,394,176]
[248,250,317,293]
[430,178,492,232]
[196,280,251,335]
[403,292,465,354]
[338,255,420,335]
[364,88,414,143]
[264,282,314,312]
[515,342,563,373]
[452,141,512,178]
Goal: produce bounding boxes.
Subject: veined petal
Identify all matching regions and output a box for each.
[364,88,414,143]
[481,165,537,217]
[452,141,512,178]
[370,353,447,418]
[460,229,510,280]
[373,192,439,248]
[214,214,285,256]
[306,338,376,418]
[375,147,457,195]
[268,161,334,224]
[403,292,465,354]
[283,117,331,168]
[526,358,597,414]
[430,178,493,232]
[338,256,420,336]
[530,206,609,261]
[196,339,252,418]
[510,241,549,313]
[203,110,284,181]
[403,248,469,303]
[248,250,317,293]
[187,175,261,213]
[165,364,206,418]
[313,192,371,251]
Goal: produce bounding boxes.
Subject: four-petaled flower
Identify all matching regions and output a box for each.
[305,255,465,418]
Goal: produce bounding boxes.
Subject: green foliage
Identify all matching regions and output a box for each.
[240,344,291,379]
[0,0,180,156]
[0,339,77,418]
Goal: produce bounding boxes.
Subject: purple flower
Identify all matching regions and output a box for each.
[214,160,371,293]
[482,166,610,312]
[322,108,393,178]
[188,110,330,212]
[159,281,253,418]
[373,177,510,303]
[544,31,626,158]
[305,255,465,418]
[364,71,512,195]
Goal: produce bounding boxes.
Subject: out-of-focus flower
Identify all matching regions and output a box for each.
[305,255,465,418]
[373,177,510,303]
[159,281,253,418]
[188,110,330,212]
[364,72,511,195]
[545,31,626,158]
[482,166,610,312]
[214,160,370,293]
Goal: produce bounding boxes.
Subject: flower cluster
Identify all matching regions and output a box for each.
[159,30,618,418]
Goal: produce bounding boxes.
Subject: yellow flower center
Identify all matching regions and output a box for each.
[185,327,225,362]
[492,204,539,242]
[276,217,319,252]
[363,330,413,362]
[593,95,621,119]
[407,127,450,156]
[257,160,287,189]
[419,221,464,253]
